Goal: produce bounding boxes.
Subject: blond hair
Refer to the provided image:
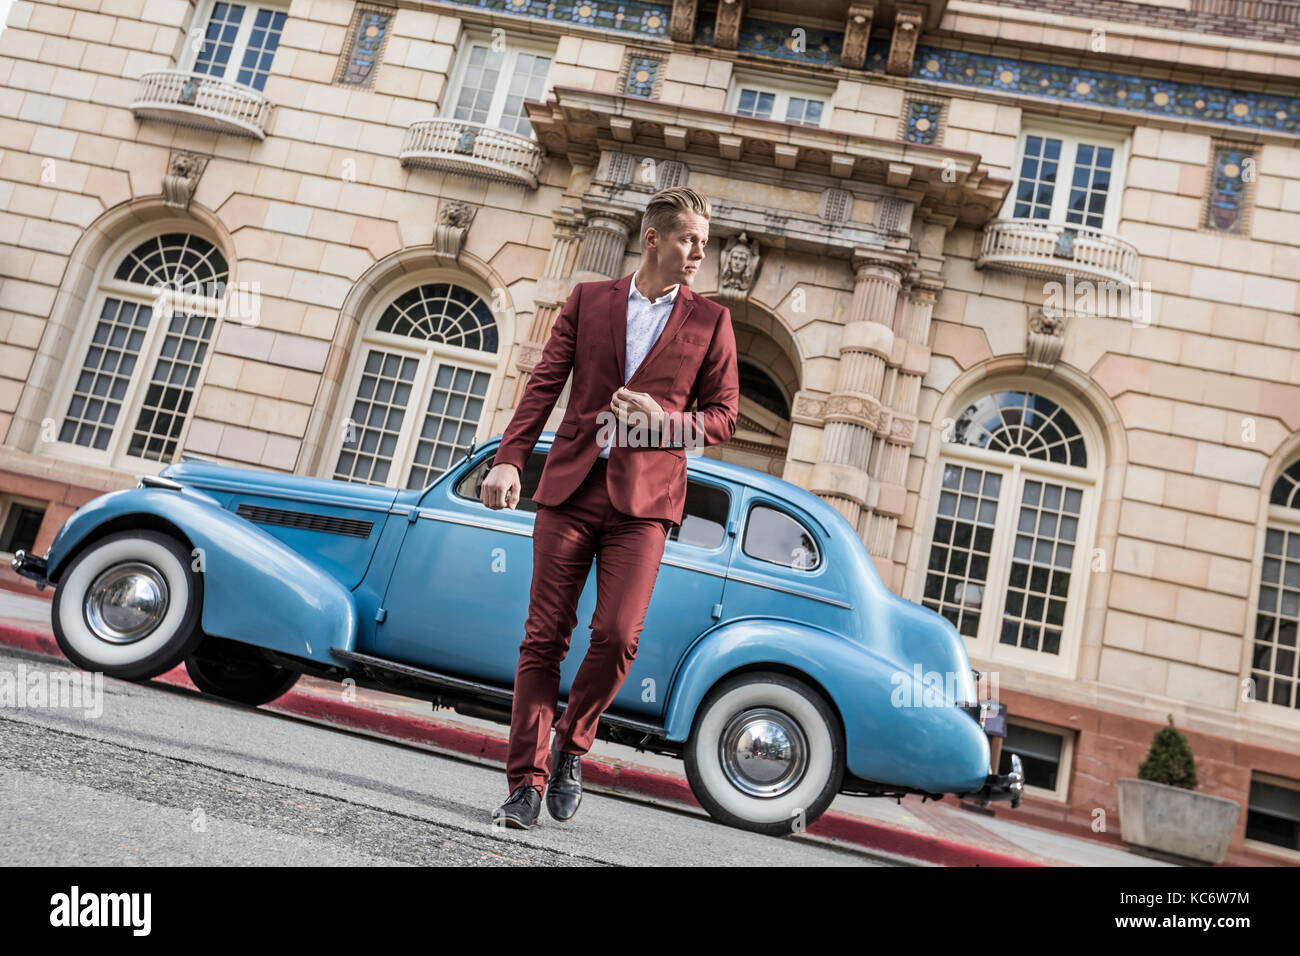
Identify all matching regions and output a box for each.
[640,186,712,246]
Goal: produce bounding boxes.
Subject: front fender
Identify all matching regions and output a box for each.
[663,617,990,794]
[47,486,358,668]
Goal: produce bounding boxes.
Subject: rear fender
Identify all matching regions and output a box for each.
[663,618,990,793]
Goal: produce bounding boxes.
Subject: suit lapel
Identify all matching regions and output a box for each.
[607,273,632,384]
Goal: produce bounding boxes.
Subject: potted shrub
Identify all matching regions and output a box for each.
[1116,715,1241,865]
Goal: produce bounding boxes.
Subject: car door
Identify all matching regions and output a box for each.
[372,444,732,720]
[369,445,541,682]
[718,487,856,638]
[606,472,735,719]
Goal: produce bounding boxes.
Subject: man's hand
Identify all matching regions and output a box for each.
[481,462,521,510]
[610,386,665,439]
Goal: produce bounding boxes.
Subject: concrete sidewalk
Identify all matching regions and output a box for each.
[0,575,1174,867]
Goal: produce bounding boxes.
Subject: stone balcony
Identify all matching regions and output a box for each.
[977,217,1141,289]
[130,71,273,139]
[399,119,546,189]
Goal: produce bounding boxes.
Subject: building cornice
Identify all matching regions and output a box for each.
[526,85,1011,228]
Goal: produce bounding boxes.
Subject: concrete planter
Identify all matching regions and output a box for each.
[1117,778,1241,865]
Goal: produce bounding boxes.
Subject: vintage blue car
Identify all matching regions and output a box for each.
[12,430,1022,835]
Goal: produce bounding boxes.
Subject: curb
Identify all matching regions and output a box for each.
[0,623,1044,867]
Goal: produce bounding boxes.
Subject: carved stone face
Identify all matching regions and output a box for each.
[727,245,747,271]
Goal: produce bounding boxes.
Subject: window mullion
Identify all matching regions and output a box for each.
[1050,136,1074,223]
[108,290,168,467]
[394,351,436,490]
[226,5,258,84]
[983,460,1022,659]
[487,47,515,129]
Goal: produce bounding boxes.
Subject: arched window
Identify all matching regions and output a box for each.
[54,231,228,466]
[1253,459,1300,711]
[333,280,498,488]
[919,389,1099,673]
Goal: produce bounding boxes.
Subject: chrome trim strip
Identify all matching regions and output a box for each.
[722,570,853,609]
[171,480,397,514]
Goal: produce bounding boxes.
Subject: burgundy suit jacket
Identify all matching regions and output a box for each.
[493,273,739,525]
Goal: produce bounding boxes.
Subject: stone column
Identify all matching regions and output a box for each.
[509,213,585,407]
[862,275,942,586]
[808,250,908,531]
[573,209,635,280]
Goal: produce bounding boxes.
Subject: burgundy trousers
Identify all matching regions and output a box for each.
[505,454,672,793]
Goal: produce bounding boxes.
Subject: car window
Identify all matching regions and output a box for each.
[455,451,546,513]
[668,480,730,549]
[742,502,821,570]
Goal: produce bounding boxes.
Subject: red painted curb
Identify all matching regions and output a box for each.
[0,623,1044,867]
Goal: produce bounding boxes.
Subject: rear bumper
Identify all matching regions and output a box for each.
[10,549,49,590]
[961,753,1025,809]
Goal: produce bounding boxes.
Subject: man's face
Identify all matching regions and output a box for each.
[649,212,709,286]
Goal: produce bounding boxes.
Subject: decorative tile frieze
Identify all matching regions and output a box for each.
[620,49,664,98]
[334,4,394,89]
[900,95,945,146]
[428,0,1300,136]
[1202,141,1257,234]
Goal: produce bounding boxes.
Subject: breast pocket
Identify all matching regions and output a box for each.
[668,332,710,389]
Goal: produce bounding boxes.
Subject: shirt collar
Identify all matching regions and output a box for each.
[629,269,679,306]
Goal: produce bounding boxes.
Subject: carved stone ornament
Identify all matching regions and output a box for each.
[841,4,875,70]
[162,150,208,210]
[516,343,543,372]
[792,394,827,423]
[717,231,761,302]
[714,0,744,49]
[824,391,882,430]
[433,200,477,258]
[1027,307,1069,371]
[887,6,925,77]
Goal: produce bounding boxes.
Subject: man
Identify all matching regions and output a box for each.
[481,186,739,828]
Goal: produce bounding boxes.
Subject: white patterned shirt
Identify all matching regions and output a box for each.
[599,270,679,458]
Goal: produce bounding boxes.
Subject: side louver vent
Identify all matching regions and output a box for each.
[236,504,374,539]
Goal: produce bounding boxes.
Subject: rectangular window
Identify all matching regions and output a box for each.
[406,364,491,490]
[1246,776,1300,853]
[0,499,46,555]
[448,41,553,137]
[1253,527,1300,710]
[1007,126,1126,232]
[999,720,1067,794]
[334,350,418,486]
[728,76,831,128]
[999,479,1081,656]
[1013,134,1060,220]
[922,463,1000,638]
[189,1,287,93]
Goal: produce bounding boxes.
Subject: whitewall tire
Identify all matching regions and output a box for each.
[684,671,844,836]
[52,530,205,681]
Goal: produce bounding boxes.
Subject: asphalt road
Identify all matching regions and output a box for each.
[0,645,886,866]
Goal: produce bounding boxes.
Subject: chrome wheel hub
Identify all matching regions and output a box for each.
[719,707,808,798]
[83,561,169,644]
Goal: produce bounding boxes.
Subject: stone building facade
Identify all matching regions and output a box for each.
[1,0,1298,862]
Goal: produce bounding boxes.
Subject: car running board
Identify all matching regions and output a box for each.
[329,648,669,738]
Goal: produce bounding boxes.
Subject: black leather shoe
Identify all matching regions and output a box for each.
[492,784,542,829]
[546,742,583,822]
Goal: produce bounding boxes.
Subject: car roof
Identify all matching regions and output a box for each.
[500,431,858,541]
